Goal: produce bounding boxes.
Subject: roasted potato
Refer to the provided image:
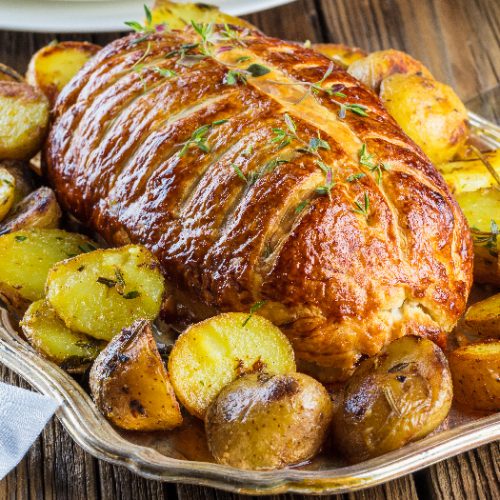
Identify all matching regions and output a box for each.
[89,320,182,431]
[347,49,433,92]
[21,299,106,370]
[205,372,333,470]
[313,43,367,68]
[0,81,49,160]
[26,41,101,106]
[449,341,500,412]
[464,294,500,338]
[0,228,97,307]
[380,74,468,164]
[0,160,36,206]
[0,187,61,234]
[439,149,500,194]
[168,312,296,418]
[332,336,452,463]
[0,63,23,83]
[151,1,253,29]
[46,245,165,341]
[0,166,15,221]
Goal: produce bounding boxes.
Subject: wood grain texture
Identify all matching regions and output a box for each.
[0,0,499,498]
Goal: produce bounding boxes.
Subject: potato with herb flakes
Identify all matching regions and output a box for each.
[21,299,106,371]
[46,245,165,341]
[168,312,296,418]
[464,294,500,339]
[347,49,433,92]
[0,187,61,234]
[313,43,367,68]
[205,372,333,470]
[449,341,500,412]
[89,319,182,431]
[0,166,15,222]
[380,74,468,164]
[0,228,98,315]
[332,336,452,463]
[26,41,101,106]
[0,81,49,160]
[439,149,500,194]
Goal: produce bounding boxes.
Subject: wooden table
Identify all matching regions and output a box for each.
[1,0,499,498]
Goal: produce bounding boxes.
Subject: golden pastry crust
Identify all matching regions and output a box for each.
[45,27,473,381]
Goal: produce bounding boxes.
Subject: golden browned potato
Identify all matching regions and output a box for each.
[313,43,367,68]
[0,63,23,83]
[464,294,500,339]
[347,49,433,92]
[89,320,183,431]
[151,1,253,29]
[0,160,36,206]
[205,372,333,470]
[0,187,61,234]
[0,166,15,221]
[26,41,101,106]
[439,149,500,194]
[168,312,296,418]
[380,74,468,164]
[46,245,165,341]
[0,81,49,160]
[332,336,452,463]
[21,299,106,371]
[449,341,500,412]
[0,228,98,304]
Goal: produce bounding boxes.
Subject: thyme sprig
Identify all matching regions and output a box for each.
[224,64,270,86]
[471,220,499,256]
[165,42,204,68]
[315,160,335,199]
[242,301,267,327]
[219,23,249,47]
[353,192,370,217]
[358,144,390,184]
[179,119,228,157]
[125,5,154,33]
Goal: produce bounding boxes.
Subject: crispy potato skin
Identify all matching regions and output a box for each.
[89,320,183,431]
[205,372,333,470]
[46,29,473,381]
[313,44,367,68]
[168,312,296,418]
[0,167,16,221]
[26,41,101,107]
[0,186,61,234]
[21,299,105,370]
[380,74,468,164]
[465,294,500,338]
[332,336,452,463]
[449,341,500,412]
[0,160,37,207]
[348,49,433,92]
[0,81,49,160]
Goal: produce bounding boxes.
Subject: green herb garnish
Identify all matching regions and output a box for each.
[123,291,141,299]
[295,200,309,214]
[179,119,227,157]
[346,172,366,182]
[242,301,267,327]
[246,63,270,77]
[353,192,370,217]
[14,235,27,242]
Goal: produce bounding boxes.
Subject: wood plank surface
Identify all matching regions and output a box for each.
[0,0,499,499]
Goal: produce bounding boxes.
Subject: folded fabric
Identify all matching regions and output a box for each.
[0,382,59,479]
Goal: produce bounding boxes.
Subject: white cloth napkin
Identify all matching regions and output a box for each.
[0,382,58,479]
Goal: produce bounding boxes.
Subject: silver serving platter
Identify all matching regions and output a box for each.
[0,112,499,495]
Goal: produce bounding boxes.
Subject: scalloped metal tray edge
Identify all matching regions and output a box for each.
[1,111,499,495]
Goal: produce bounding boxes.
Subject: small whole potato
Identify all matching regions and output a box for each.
[0,81,49,161]
[332,336,452,463]
[205,372,333,470]
[380,73,468,164]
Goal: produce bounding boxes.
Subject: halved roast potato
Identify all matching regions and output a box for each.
[89,320,183,431]
[168,312,296,418]
[464,294,500,339]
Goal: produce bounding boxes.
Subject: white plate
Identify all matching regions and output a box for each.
[0,0,294,32]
